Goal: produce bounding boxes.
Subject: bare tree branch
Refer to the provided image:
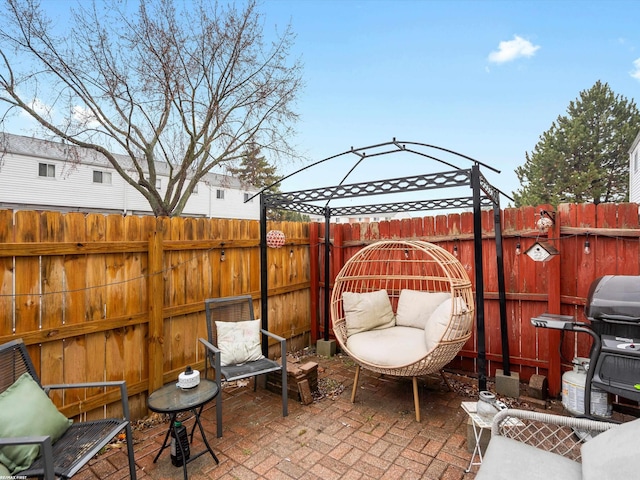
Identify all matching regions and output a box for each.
[0,0,303,216]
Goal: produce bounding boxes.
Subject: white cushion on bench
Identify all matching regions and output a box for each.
[476,435,582,480]
[581,416,640,480]
[347,326,429,366]
[395,290,451,329]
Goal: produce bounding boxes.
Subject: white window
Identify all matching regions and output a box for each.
[93,171,112,184]
[38,163,55,178]
[156,179,161,190]
[216,189,225,200]
[192,183,198,194]
[244,192,253,202]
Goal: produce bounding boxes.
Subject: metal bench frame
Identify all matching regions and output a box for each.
[0,338,137,479]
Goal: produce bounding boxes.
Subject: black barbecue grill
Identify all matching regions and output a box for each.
[532,275,640,418]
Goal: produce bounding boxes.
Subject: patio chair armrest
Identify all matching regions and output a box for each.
[199,337,221,355]
[199,337,222,376]
[261,329,286,371]
[43,381,131,420]
[261,329,286,345]
[0,436,54,480]
[490,408,618,461]
[44,380,126,391]
[492,408,618,437]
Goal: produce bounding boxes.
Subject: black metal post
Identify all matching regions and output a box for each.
[471,165,487,391]
[493,202,510,376]
[324,207,331,341]
[259,194,269,357]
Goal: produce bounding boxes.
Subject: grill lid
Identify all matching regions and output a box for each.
[586,275,640,322]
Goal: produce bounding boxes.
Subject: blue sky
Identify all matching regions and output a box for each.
[4,0,640,207]
[257,0,640,203]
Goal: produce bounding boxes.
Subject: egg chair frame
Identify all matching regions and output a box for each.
[256,139,512,395]
[330,239,475,421]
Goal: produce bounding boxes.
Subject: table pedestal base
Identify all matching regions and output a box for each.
[153,406,219,480]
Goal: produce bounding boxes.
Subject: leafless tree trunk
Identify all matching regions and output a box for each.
[0,0,302,216]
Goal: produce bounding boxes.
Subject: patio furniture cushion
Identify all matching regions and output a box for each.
[395,290,450,329]
[0,372,72,474]
[343,289,395,337]
[347,326,429,366]
[215,319,265,366]
[581,416,640,480]
[425,297,470,352]
[476,435,582,480]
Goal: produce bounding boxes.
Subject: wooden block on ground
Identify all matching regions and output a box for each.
[298,379,313,405]
[267,361,318,402]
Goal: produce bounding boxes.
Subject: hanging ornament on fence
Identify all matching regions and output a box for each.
[266,230,286,248]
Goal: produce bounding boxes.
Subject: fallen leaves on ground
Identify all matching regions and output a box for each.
[312,377,345,401]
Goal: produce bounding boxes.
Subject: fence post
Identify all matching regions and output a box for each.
[148,228,164,394]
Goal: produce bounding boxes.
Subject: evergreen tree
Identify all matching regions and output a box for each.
[229,145,309,222]
[514,81,640,207]
[227,145,280,193]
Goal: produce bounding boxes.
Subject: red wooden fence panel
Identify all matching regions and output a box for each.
[312,202,640,395]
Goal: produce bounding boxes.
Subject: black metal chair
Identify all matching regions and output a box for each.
[0,338,137,479]
[200,295,288,438]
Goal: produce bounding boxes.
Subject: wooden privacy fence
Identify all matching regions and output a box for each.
[0,209,310,420]
[2,202,639,422]
[312,202,640,397]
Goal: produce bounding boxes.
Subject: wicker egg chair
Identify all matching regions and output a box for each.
[330,240,475,421]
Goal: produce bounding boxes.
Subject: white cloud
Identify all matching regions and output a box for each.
[20,97,50,117]
[72,105,100,127]
[631,58,640,80]
[488,35,540,64]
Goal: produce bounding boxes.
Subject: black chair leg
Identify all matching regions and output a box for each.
[125,422,137,480]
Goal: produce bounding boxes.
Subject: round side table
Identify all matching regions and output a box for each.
[148,379,220,480]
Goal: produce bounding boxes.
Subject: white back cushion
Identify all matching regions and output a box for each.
[395,290,451,329]
[343,289,395,337]
[216,319,265,366]
[424,297,470,352]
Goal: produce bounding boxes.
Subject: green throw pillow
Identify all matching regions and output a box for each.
[0,372,72,474]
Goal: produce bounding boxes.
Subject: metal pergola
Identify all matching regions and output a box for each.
[257,139,512,390]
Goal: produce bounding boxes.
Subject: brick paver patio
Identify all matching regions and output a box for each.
[75,353,479,479]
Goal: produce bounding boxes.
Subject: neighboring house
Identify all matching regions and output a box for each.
[307,214,398,223]
[0,133,260,219]
[332,214,404,223]
[630,129,640,204]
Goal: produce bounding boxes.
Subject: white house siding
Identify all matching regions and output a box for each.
[630,130,640,204]
[0,134,260,219]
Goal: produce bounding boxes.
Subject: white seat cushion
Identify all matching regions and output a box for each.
[346,326,428,367]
